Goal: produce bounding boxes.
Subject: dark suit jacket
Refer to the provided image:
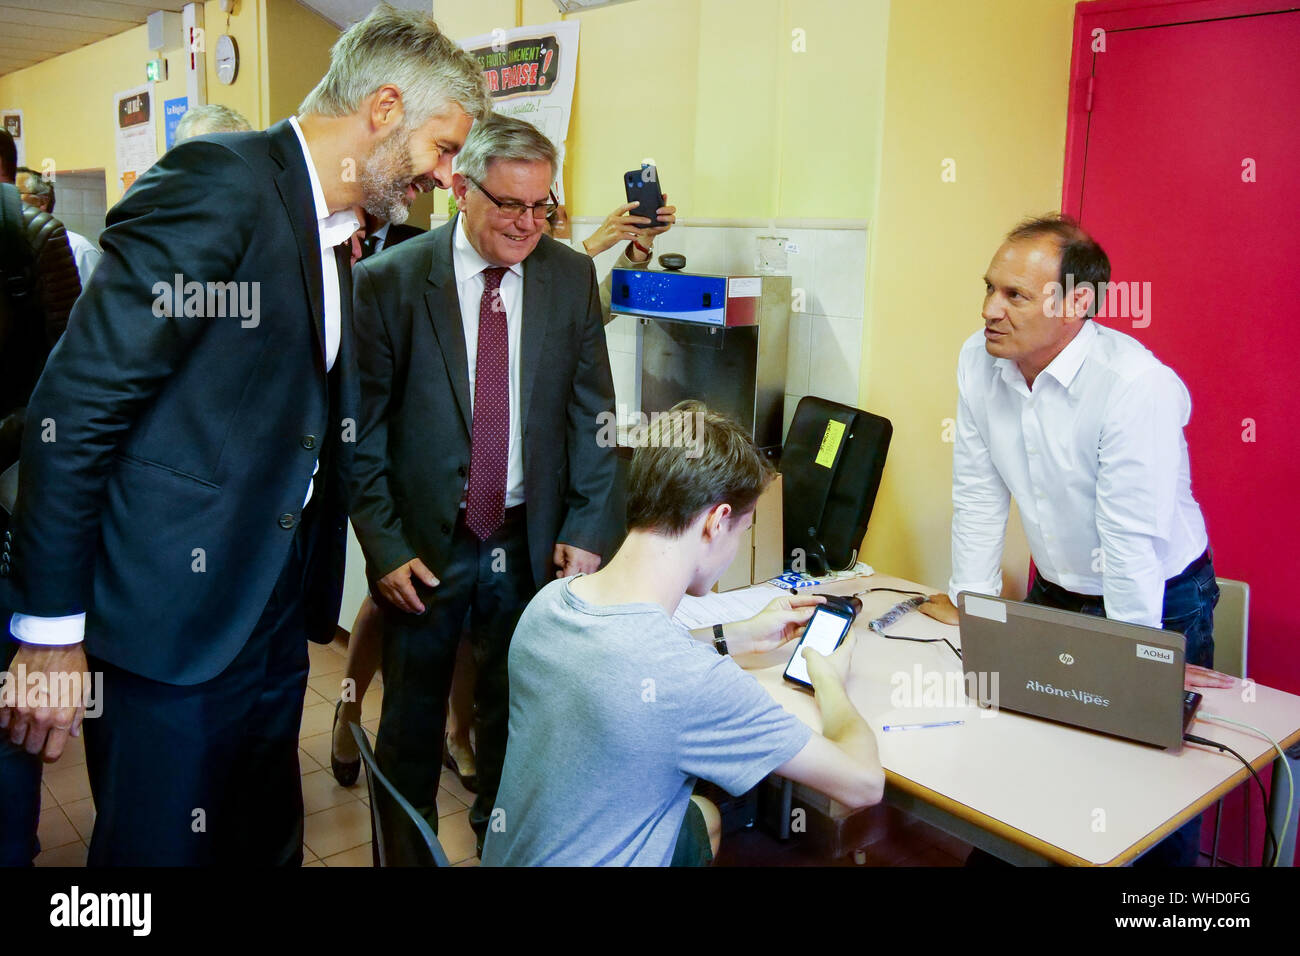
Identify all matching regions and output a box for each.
[380,222,424,250]
[0,119,356,685]
[349,218,617,590]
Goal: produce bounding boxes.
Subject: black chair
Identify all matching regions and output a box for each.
[349,721,451,867]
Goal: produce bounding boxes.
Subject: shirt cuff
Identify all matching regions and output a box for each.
[9,612,87,646]
[948,579,1001,605]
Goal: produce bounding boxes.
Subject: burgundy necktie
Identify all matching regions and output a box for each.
[465,266,510,540]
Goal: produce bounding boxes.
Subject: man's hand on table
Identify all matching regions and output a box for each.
[1185,664,1235,690]
[918,593,960,626]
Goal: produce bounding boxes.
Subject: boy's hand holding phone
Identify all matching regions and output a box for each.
[804,631,857,691]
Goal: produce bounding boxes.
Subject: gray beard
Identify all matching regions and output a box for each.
[359,130,412,225]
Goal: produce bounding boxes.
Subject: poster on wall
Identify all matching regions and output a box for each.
[1,109,23,167]
[163,96,189,151]
[459,21,580,201]
[114,84,158,193]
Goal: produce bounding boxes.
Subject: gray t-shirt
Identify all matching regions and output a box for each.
[482,577,812,866]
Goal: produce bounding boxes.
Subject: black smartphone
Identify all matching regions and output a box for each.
[783,604,854,690]
[624,165,664,226]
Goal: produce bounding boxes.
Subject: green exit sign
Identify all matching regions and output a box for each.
[146,58,167,82]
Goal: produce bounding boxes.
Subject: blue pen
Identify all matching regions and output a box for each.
[881,720,965,732]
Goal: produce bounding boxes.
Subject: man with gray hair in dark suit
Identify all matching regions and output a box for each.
[349,112,618,859]
[0,3,488,866]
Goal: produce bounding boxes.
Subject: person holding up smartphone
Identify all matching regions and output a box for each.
[580,196,675,262]
[482,401,883,867]
[544,181,676,325]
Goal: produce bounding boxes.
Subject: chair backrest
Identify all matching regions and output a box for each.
[349,721,450,867]
[1211,578,1249,679]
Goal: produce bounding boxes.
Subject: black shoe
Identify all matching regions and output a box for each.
[443,740,478,794]
[331,699,361,788]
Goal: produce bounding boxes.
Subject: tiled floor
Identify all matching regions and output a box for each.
[33,636,482,867]
[32,635,961,867]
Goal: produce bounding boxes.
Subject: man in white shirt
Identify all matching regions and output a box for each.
[922,214,1222,866]
[14,167,101,288]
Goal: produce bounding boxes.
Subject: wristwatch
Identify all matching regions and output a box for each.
[712,623,728,656]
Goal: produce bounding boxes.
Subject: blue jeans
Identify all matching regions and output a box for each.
[1028,549,1219,866]
[1027,550,1217,668]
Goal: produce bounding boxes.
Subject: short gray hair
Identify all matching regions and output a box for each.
[454,113,558,184]
[299,3,489,128]
[15,166,53,211]
[174,104,252,144]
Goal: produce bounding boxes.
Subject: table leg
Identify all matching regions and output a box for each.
[886,784,1055,866]
[1267,743,1300,867]
[778,779,793,840]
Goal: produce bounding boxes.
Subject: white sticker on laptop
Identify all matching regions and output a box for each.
[963,595,1006,623]
[1136,644,1175,664]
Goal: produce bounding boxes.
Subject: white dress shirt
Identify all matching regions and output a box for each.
[9,117,357,648]
[452,214,526,508]
[66,230,102,288]
[948,320,1208,628]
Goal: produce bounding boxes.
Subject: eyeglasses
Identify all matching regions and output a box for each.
[467,175,558,222]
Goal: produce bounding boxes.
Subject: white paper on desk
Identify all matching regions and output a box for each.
[672,583,786,630]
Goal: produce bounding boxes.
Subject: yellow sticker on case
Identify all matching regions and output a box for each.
[815,419,846,468]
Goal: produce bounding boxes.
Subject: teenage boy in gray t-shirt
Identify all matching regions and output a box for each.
[483,402,883,866]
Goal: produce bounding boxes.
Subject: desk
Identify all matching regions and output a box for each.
[749,573,1300,866]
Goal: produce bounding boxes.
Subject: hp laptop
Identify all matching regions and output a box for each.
[957,592,1199,751]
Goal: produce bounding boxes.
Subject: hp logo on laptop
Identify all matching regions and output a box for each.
[1058,653,1075,665]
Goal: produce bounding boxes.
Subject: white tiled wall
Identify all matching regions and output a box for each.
[570,220,869,441]
[48,170,108,248]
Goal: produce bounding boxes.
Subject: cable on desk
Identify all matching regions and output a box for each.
[1196,711,1295,866]
[879,632,963,661]
[1183,732,1279,866]
[851,586,928,600]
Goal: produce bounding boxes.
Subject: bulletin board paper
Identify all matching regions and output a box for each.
[114,84,158,193]
[460,21,580,202]
[1,110,23,167]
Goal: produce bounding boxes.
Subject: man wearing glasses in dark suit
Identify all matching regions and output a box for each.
[350,112,618,859]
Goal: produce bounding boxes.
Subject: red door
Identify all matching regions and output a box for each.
[1065,0,1300,865]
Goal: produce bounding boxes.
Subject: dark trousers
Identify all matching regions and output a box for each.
[82,515,314,866]
[0,634,43,866]
[1028,549,1219,867]
[375,507,532,861]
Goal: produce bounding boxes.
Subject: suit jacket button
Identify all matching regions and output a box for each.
[0,559,10,576]
[279,513,297,530]
[441,523,451,535]
[301,435,317,450]
[457,465,467,478]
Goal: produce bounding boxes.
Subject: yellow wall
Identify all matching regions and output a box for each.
[0,0,355,206]
[0,0,264,204]
[859,0,1079,594]
[432,0,890,222]
[264,0,340,129]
